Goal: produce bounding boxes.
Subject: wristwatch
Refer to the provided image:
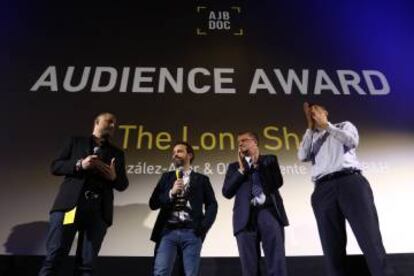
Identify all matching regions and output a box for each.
[75,159,83,171]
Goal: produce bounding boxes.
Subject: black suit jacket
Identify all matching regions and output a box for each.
[149,171,218,243]
[222,154,289,236]
[50,136,129,226]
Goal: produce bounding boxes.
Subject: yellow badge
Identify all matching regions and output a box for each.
[63,207,77,225]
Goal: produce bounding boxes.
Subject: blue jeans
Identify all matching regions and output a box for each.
[153,228,202,276]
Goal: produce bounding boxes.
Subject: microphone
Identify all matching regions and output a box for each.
[175,166,184,179]
[175,167,185,196]
[93,136,108,157]
[93,146,101,155]
[93,146,103,158]
[93,144,110,164]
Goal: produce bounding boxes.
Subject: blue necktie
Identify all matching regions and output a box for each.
[251,168,263,198]
[310,132,329,165]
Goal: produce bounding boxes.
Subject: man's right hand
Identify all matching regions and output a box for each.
[81,155,99,170]
[171,179,184,196]
[303,102,314,130]
[238,148,245,173]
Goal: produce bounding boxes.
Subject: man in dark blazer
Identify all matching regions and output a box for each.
[223,131,289,276]
[149,141,218,276]
[39,112,129,276]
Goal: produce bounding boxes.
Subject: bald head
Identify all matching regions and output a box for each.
[93,112,117,139]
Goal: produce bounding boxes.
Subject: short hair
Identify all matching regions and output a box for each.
[94,112,116,124]
[237,131,259,145]
[173,141,195,163]
[308,103,327,111]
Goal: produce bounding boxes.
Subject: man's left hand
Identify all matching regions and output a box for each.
[95,158,117,181]
[312,108,328,129]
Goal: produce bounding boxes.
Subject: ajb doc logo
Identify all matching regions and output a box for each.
[196,5,243,36]
[208,11,231,30]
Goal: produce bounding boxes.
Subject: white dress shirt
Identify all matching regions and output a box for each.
[298,121,361,181]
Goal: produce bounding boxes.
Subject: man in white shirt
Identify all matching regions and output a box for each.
[298,102,396,276]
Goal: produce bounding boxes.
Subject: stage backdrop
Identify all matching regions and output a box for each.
[1,0,413,257]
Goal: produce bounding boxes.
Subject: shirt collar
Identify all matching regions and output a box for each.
[183,167,192,177]
[244,156,253,166]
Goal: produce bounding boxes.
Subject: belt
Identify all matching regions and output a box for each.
[315,168,361,185]
[250,201,273,209]
[166,222,193,230]
[84,190,100,200]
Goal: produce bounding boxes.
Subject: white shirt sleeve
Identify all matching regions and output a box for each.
[326,121,359,149]
[298,129,314,162]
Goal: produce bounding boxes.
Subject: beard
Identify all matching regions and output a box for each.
[173,157,185,168]
[100,128,114,139]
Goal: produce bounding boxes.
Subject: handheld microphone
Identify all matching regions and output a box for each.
[93,146,105,162]
[175,167,185,196]
[93,146,102,156]
[93,144,110,164]
[176,166,184,179]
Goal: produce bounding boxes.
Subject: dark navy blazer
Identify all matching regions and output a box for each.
[149,171,218,243]
[223,154,289,236]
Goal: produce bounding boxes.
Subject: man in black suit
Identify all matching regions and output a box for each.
[149,141,218,276]
[39,112,129,276]
[223,131,289,276]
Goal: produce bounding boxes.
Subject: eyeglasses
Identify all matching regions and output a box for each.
[238,138,255,143]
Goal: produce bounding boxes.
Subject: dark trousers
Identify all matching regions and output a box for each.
[311,173,397,276]
[39,197,107,276]
[236,207,287,276]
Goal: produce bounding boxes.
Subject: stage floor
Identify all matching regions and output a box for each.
[0,254,412,276]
